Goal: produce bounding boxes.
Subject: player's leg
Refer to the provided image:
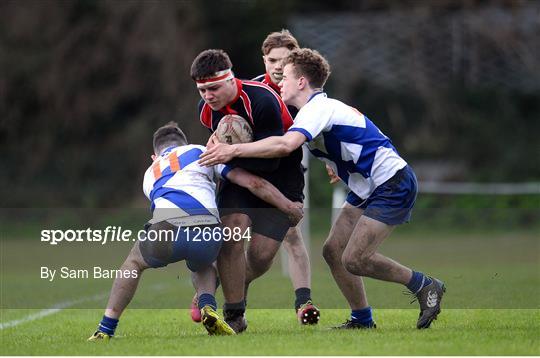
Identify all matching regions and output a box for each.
[341,216,412,282]
[322,202,375,329]
[282,226,310,298]
[89,241,149,341]
[244,206,290,287]
[341,215,445,329]
[322,202,367,309]
[217,213,251,332]
[104,242,150,318]
[342,165,445,329]
[339,167,416,284]
[218,213,250,303]
[187,232,235,336]
[220,207,287,331]
[245,232,281,284]
[190,262,218,323]
[282,225,320,324]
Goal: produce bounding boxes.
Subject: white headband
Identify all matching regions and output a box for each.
[195,69,234,88]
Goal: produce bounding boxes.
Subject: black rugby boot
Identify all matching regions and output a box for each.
[415,277,446,329]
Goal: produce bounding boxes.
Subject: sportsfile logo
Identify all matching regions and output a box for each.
[40,225,251,245]
[41,226,165,245]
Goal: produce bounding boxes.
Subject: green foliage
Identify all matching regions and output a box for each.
[2,2,538,207]
[348,80,540,181]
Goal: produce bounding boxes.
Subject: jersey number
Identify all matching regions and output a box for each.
[152,152,181,180]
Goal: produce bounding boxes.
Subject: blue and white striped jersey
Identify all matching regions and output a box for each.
[288,92,407,200]
[142,144,231,225]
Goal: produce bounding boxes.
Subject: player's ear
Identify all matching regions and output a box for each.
[298,76,307,90]
[151,154,157,161]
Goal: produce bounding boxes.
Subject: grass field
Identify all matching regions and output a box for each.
[1,227,539,355]
[1,308,539,355]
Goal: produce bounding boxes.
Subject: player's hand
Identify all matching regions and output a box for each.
[286,201,304,226]
[206,133,219,149]
[326,164,340,184]
[199,139,237,166]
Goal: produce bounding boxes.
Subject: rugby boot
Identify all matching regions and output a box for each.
[415,277,446,329]
[87,331,111,341]
[190,293,202,323]
[296,300,320,325]
[331,319,376,329]
[224,310,248,334]
[200,305,235,335]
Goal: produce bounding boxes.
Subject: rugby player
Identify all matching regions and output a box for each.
[190,49,306,332]
[88,122,303,340]
[200,48,446,330]
[252,29,319,324]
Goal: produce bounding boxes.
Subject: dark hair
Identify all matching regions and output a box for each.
[152,121,188,154]
[261,29,299,55]
[190,49,233,80]
[284,48,331,89]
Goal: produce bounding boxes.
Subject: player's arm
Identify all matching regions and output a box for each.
[326,164,341,184]
[225,167,304,226]
[224,93,286,172]
[200,131,306,166]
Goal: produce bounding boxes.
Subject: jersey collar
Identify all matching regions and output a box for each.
[220,79,243,115]
[308,91,326,103]
[264,73,281,93]
[160,146,178,156]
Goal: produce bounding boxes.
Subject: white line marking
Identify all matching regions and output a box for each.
[0,292,108,330]
[0,283,167,330]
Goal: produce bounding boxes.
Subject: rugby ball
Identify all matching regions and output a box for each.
[215,114,253,144]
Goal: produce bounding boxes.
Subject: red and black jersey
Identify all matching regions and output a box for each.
[199,78,293,136]
[252,73,299,119]
[197,78,304,202]
[252,73,280,95]
[251,74,304,202]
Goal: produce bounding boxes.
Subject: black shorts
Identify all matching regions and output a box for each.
[217,183,291,242]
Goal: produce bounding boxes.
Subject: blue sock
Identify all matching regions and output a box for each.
[98,315,118,336]
[351,306,374,327]
[406,271,432,294]
[198,293,217,310]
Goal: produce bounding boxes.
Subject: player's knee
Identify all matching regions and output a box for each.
[341,253,362,275]
[123,255,147,272]
[221,214,250,231]
[246,247,273,277]
[218,238,243,256]
[342,251,373,276]
[284,227,301,243]
[283,236,306,258]
[322,239,341,265]
[248,249,274,271]
[248,261,271,279]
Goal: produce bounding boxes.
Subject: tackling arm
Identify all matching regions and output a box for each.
[235,131,306,158]
[225,167,304,226]
[199,131,306,166]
